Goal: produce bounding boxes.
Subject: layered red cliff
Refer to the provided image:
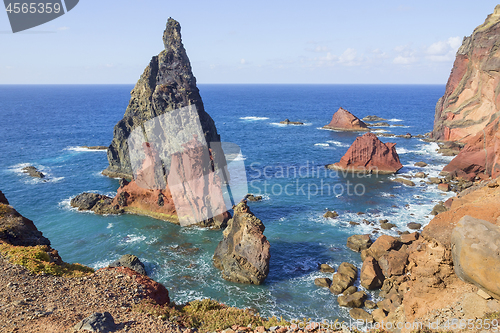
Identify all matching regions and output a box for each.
[326,133,402,174]
[434,5,500,178]
[323,107,369,131]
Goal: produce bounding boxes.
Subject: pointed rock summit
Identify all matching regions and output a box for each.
[103,18,221,179]
[323,107,369,131]
[326,133,402,174]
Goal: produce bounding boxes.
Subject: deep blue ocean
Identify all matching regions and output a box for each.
[0,84,454,322]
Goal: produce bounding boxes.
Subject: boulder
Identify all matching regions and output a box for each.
[380,222,396,230]
[414,172,426,178]
[213,201,270,284]
[329,262,358,294]
[338,290,367,308]
[378,250,409,278]
[323,107,369,131]
[400,232,419,244]
[70,192,124,216]
[365,300,377,309]
[21,166,44,178]
[392,178,415,186]
[360,256,384,290]
[343,285,358,296]
[368,122,390,127]
[323,210,338,218]
[349,308,373,323]
[318,263,335,273]
[346,234,372,252]
[372,308,388,323]
[414,162,428,167]
[451,216,500,299]
[108,254,147,275]
[365,235,400,260]
[431,203,448,215]
[246,194,263,202]
[326,133,403,174]
[314,278,331,288]
[407,222,421,230]
[438,183,451,192]
[73,312,117,332]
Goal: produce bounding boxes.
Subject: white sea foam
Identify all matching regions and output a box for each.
[65,146,107,152]
[239,116,269,121]
[124,234,146,244]
[8,163,63,184]
[372,129,388,133]
[326,140,349,148]
[270,122,287,127]
[388,118,403,122]
[314,143,329,147]
[107,223,113,229]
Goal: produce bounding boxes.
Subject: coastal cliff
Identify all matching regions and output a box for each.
[103,18,222,179]
[434,6,500,178]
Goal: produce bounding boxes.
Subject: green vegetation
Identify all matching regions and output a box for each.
[134,298,289,332]
[0,243,94,277]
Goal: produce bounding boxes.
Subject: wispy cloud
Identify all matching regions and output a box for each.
[393,45,417,65]
[425,37,461,62]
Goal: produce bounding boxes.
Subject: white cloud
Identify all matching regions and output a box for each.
[425,37,461,62]
[58,26,69,31]
[240,58,246,65]
[393,45,417,65]
[338,48,358,65]
[314,45,330,52]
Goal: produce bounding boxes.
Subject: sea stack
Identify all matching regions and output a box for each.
[323,107,369,131]
[434,6,500,178]
[98,18,230,228]
[213,201,270,284]
[103,18,222,179]
[326,133,402,174]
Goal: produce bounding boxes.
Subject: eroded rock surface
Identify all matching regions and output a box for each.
[323,107,369,131]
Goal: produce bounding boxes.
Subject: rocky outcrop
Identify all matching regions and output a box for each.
[279,119,304,125]
[21,166,44,178]
[108,254,147,276]
[326,133,403,174]
[360,256,384,290]
[70,192,123,215]
[329,262,358,294]
[0,192,50,246]
[451,216,500,299]
[213,201,270,284]
[103,18,222,179]
[433,6,500,178]
[323,107,369,131]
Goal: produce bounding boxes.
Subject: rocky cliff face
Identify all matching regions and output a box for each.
[103,18,221,179]
[323,107,369,131]
[213,201,270,285]
[434,6,500,178]
[326,133,403,174]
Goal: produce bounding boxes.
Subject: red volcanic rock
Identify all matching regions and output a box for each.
[326,133,403,174]
[442,117,500,178]
[100,267,170,305]
[434,6,500,178]
[323,107,369,131]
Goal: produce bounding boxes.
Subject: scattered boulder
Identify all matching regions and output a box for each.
[364,235,400,260]
[360,256,384,290]
[414,162,428,167]
[21,166,45,178]
[428,177,442,184]
[349,308,373,323]
[108,254,147,275]
[380,222,396,230]
[346,234,372,252]
[314,278,332,288]
[279,119,304,125]
[338,290,367,308]
[71,193,123,215]
[80,146,107,150]
[365,300,377,309]
[372,308,388,323]
[318,263,335,273]
[73,312,117,332]
[392,178,415,186]
[323,210,338,218]
[326,133,403,174]
[246,194,263,202]
[323,107,369,131]
[213,201,270,284]
[407,222,421,230]
[329,262,358,294]
[343,285,358,296]
[414,172,426,178]
[451,216,500,299]
[378,250,409,278]
[368,122,390,127]
[431,203,448,215]
[400,232,419,244]
[438,183,451,192]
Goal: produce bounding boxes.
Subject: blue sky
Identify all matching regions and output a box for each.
[1,0,499,84]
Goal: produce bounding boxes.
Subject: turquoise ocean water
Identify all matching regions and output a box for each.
[0,84,454,322]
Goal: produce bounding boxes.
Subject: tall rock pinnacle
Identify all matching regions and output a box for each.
[103,18,221,179]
